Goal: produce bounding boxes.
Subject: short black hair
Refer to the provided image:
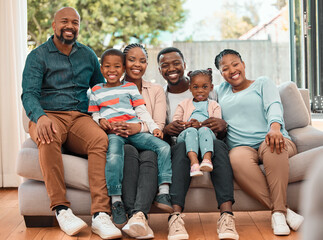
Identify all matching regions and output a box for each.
[101,48,124,65]
[123,43,148,59]
[187,68,213,83]
[214,49,242,70]
[157,47,184,63]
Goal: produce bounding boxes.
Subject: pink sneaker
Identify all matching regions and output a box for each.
[200,159,213,172]
[190,163,203,177]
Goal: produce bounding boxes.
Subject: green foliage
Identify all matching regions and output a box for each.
[273,0,287,10]
[27,0,186,55]
[219,1,259,39]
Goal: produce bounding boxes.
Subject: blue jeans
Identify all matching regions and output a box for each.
[106,133,172,196]
[177,127,216,157]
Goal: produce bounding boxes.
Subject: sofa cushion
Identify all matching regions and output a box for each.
[289,125,323,153]
[17,138,90,191]
[288,146,323,183]
[278,82,310,131]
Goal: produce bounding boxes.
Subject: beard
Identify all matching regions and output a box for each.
[56,28,77,45]
[167,78,181,86]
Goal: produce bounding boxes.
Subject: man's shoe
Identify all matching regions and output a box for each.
[167,212,189,240]
[92,212,122,239]
[55,208,87,236]
[154,194,173,213]
[271,212,290,236]
[217,213,239,240]
[122,211,148,237]
[286,208,304,231]
[111,201,127,228]
[136,225,154,239]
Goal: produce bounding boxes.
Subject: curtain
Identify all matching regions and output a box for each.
[0,0,28,187]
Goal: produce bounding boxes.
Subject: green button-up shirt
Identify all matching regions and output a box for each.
[22,36,104,123]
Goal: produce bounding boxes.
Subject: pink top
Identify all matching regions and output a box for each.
[141,80,167,131]
[172,98,222,122]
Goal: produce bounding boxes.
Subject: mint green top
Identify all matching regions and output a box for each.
[215,76,290,149]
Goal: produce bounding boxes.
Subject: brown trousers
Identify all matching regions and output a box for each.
[29,111,110,215]
[229,138,297,214]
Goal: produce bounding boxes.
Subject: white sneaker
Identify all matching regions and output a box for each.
[122,211,148,237]
[136,225,154,239]
[271,212,290,236]
[286,208,304,231]
[92,212,122,239]
[55,208,87,236]
[168,212,189,240]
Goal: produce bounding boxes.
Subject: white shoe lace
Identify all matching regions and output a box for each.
[219,214,236,233]
[171,214,186,233]
[59,210,78,225]
[96,214,113,228]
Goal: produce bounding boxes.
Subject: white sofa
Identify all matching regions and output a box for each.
[17,82,323,227]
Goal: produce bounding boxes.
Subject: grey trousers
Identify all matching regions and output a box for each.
[122,144,158,218]
[170,140,235,210]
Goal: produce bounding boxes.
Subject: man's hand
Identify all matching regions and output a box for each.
[164,120,186,136]
[36,115,57,144]
[153,129,163,139]
[99,118,112,131]
[189,119,200,129]
[201,117,227,133]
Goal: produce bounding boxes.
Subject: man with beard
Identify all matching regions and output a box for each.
[21,7,122,239]
[157,47,239,240]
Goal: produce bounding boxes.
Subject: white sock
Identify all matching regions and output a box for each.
[158,184,169,195]
[111,195,122,204]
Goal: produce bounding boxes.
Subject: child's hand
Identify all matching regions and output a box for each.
[190,119,201,129]
[99,118,112,131]
[153,129,163,139]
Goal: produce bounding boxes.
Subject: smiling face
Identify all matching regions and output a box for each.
[52,7,80,45]
[124,47,148,82]
[189,75,213,102]
[218,54,247,90]
[158,52,186,86]
[101,55,125,87]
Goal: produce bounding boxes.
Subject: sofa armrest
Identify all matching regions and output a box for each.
[289,125,323,153]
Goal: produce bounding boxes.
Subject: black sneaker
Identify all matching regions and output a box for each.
[153,194,173,213]
[111,201,127,228]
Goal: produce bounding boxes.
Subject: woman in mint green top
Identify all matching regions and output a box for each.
[214,49,303,236]
[215,75,290,150]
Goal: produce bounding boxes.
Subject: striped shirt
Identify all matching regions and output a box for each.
[88,81,145,123]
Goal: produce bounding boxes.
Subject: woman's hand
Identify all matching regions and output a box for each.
[265,122,285,154]
[109,122,141,137]
[153,129,163,139]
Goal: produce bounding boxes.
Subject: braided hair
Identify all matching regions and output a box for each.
[187,68,213,83]
[214,49,242,70]
[123,43,148,59]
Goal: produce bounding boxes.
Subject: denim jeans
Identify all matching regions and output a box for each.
[106,133,172,196]
[177,127,216,157]
[170,139,235,210]
[122,145,158,218]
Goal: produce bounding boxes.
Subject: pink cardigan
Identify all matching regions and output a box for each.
[141,80,167,131]
[172,98,222,122]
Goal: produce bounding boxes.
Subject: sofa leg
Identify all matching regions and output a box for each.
[24,216,58,227]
